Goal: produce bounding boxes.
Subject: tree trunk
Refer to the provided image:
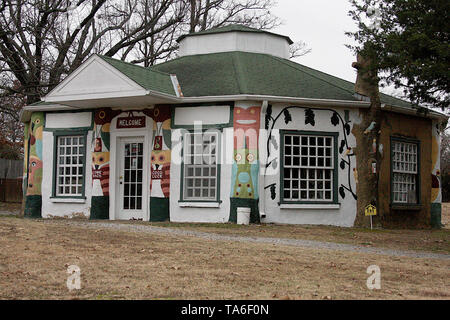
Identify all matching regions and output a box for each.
[351,52,383,227]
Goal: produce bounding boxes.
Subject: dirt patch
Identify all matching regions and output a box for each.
[0,202,21,215]
[0,217,448,300]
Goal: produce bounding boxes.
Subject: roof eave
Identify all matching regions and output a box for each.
[381,104,449,121]
[178,94,370,108]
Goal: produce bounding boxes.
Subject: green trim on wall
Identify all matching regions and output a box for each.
[150,197,170,221]
[24,195,42,218]
[279,130,339,205]
[170,102,234,129]
[90,196,109,220]
[389,136,421,207]
[179,128,222,203]
[229,198,260,224]
[51,129,89,199]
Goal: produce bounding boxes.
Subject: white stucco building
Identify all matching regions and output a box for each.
[21,25,447,227]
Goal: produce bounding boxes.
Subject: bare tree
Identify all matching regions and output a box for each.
[0,0,186,105]
[289,40,311,59]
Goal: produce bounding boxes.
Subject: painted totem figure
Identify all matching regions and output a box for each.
[143,106,171,221]
[24,112,44,217]
[430,121,442,228]
[229,105,261,223]
[91,108,121,219]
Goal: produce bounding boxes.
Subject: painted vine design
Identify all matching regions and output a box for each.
[263,105,357,201]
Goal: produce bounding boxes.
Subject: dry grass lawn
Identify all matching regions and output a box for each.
[141,203,450,254]
[0,216,449,300]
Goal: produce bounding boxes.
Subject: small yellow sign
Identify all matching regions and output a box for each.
[365,204,377,216]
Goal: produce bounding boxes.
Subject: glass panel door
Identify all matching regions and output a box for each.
[123,142,144,210]
[118,137,145,220]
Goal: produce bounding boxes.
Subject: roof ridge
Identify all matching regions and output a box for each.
[98,54,172,77]
[231,52,249,94]
[269,55,358,99]
[274,55,415,108]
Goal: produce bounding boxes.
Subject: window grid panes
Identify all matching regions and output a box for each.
[392,140,418,203]
[56,135,84,196]
[183,131,218,201]
[283,134,334,202]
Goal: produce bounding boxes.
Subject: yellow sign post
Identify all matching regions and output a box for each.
[365,204,377,230]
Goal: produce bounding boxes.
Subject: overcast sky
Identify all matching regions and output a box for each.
[272,0,359,84]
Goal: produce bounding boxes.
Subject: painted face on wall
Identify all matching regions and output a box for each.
[150,150,171,198]
[234,106,261,150]
[234,106,261,127]
[92,152,110,170]
[151,150,171,171]
[27,156,43,195]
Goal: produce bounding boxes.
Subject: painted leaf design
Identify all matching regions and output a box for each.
[265,114,271,130]
[283,109,292,124]
[272,158,278,170]
[265,105,272,130]
[331,112,339,126]
[271,135,278,150]
[340,160,346,170]
[266,104,272,118]
[305,108,315,126]
[339,186,345,199]
[339,140,345,153]
[270,184,276,200]
[344,123,351,135]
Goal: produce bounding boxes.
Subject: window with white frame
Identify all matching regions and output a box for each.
[392,139,419,204]
[182,130,219,201]
[55,135,85,197]
[282,132,336,202]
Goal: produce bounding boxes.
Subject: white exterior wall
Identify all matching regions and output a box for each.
[41,113,93,218]
[46,112,92,129]
[39,104,363,226]
[178,32,290,59]
[169,127,233,223]
[260,104,362,227]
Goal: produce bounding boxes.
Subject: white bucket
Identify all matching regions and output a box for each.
[237,207,251,225]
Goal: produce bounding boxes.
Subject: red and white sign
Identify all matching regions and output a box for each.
[116,116,146,129]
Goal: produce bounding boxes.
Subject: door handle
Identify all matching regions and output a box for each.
[119,176,123,185]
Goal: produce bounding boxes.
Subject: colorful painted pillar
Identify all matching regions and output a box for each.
[144,106,171,222]
[91,108,121,219]
[24,112,44,218]
[430,120,442,228]
[229,105,261,223]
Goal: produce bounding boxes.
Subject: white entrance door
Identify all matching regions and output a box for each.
[117,137,146,220]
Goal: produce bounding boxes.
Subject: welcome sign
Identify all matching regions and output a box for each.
[116,116,146,129]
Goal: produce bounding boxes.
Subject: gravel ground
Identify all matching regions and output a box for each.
[46,219,450,261]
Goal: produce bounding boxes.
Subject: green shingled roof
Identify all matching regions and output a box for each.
[151,51,415,108]
[177,24,294,45]
[98,55,175,96]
